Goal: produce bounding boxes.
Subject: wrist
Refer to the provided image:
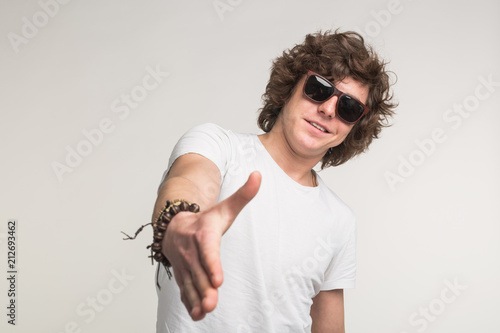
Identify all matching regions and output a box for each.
[152,199,200,271]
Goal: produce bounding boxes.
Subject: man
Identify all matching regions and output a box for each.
[153,29,396,332]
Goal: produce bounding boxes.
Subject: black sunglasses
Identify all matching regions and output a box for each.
[303,71,369,124]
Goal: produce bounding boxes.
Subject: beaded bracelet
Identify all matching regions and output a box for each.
[122,199,200,285]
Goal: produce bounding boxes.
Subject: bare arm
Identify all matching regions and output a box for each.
[153,153,222,218]
[153,153,261,321]
[310,289,345,333]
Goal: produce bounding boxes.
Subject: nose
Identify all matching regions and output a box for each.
[318,96,338,119]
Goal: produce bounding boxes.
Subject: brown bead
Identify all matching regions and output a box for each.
[154,231,164,241]
[161,212,172,223]
[157,222,168,231]
[180,201,189,211]
[189,203,200,213]
[152,242,161,251]
[154,251,164,262]
[170,205,180,215]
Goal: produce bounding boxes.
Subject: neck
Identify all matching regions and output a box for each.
[258,122,322,187]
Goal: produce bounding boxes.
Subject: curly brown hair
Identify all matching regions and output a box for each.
[257,29,397,168]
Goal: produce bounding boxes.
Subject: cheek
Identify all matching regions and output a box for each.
[331,124,354,145]
[337,121,354,136]
[281,102,304,125]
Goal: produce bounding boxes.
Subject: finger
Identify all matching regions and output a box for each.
[197,227,224,289]
[173,258,207,320]
[180,274,203,319]
[215,171,262,234]
[190,259,218,313]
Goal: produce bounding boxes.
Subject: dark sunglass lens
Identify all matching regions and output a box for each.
[338,95,364,122]
[305,76,334,102]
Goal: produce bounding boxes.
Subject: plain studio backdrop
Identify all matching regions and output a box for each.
[1,0,499,332]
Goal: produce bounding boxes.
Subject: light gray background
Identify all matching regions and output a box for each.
[1,0,499,332]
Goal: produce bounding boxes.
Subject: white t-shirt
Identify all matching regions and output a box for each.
[156,123,356,333]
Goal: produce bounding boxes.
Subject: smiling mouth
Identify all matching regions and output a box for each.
[307,120,329,133]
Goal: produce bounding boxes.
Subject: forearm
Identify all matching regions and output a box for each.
[153,176,209,219]
[152,153,221,221]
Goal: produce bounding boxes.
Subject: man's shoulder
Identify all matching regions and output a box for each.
[185,122,250,139]
[187,122,228,134]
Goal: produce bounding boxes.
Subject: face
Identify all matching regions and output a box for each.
[276,74,369,160]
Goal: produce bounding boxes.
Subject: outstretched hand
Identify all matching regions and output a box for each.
[162,171,262,320]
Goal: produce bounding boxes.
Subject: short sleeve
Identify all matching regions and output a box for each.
[321,220,357,290]
[159,123,232,185]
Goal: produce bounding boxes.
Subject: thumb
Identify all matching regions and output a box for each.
[212,171,261,234]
